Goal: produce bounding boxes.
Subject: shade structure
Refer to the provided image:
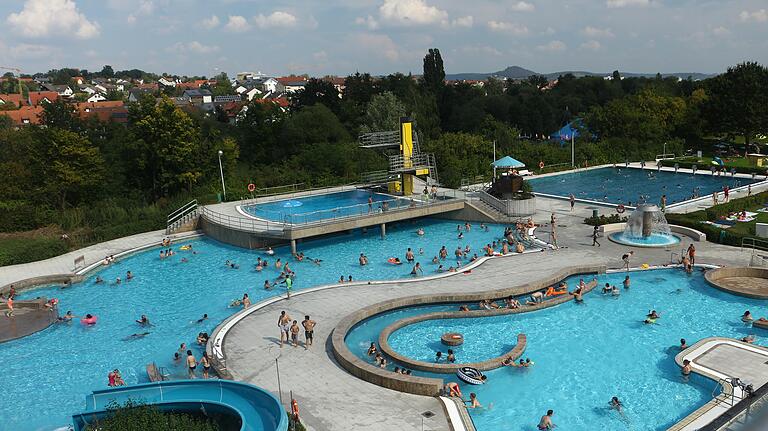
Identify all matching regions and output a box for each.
[491,156,526,169]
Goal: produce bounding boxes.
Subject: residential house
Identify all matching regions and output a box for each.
[128,87,155,102]
[262,77,283,94]
[80,85,98,95]
[0,94,26,108]
[87,93,107,103]
[176,80,207,90]
[276,76,307,93]
[0,105,44,125]
[158,77,177,87]
[28,91,59,106]
[182,89,213,104]
[323,76,346,95]
[75,101,128,124]
[167,96,192,108]
[72,76,85,85]
[244,87,262,101]
[41,83,74,98]
[214,95,242,103]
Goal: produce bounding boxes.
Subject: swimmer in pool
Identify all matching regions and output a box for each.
[57,310,77,322]
[417,228,425,236]
[264,280,273,290]
[610,397,624,414]
[742,310,754,323]
[123,332,150,340]
[196,314,208,324]
[432,256,439,264]
[95,276,103,284]
[136,315,152,326]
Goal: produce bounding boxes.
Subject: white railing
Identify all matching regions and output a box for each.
[655,153,676,161]
[476,190,537,217]
[166,200,198,234]
[201,190,461,234]
[741,237,768,254]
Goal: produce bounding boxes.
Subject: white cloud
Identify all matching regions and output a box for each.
[313,50,328,61]
[254,11,298,29]
[357,33,399,61]
[379,0,448,26]
[739,9,767,23]
[712,26,730,36]
[582,26,614,38]
[607,0,650,8]
[126,0,154,25]
[542,27,555,35]
[202,15,220,29]
[580,40,601,50]
[7,0,100,39]
[460,45,502,56]
[487,21,528,35]
[510,1,535,12]
[224,15,250,32]
[169,41,220,54]
[537,40,567,51]
[9,43,54,59]
[355,15,380,30]
[451,15,474,28]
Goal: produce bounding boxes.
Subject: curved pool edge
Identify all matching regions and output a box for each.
[670,337,768,431]
[329,265,604,398]
[72,379,288,431]
[607,232,682,248]
[206,246,552,379]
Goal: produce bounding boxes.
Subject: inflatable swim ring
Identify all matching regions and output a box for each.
[641,263,650,269]
[179,245,192,251]
[457,367,485,385]
[81,315,98,325]
[545,287,568,296]
[387,258,402,265]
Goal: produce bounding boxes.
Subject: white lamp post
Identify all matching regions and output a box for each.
[217,150,227,201]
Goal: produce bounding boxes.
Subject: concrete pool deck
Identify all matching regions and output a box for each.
[218,197,760,431]
[0,190,764,431]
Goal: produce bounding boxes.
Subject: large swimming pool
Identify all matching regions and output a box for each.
[346,269,766,431]
[239,189,412,223]
[527,167,758,205]
[3,217,515,431]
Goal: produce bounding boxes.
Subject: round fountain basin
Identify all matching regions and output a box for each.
[608,232,680,248]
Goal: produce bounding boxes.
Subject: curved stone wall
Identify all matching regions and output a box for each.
[331,265,604,396]
[704,267,768,299]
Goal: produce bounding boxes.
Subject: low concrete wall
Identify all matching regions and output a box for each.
[505,197,536,217]
[331,265,604,396]
[200,218,287,250]
[441,204,498,224]
[0,274,83,296]
[704,267,768,299]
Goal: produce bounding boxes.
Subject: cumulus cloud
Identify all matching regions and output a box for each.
[510,1,535,12]
[740,9,767,23]
[450,15,474,28]
[712,26,730,36]
[379,0,448,26]
[460,45,502,56]
[537,40,567,51]
[355,15,380,30]
[202,15,220,29]
[7,0,100,39]
[487,20,528,35]
[582,26,614,38]
[127,0,154,24]
[607,0,650,8]
[169,41,219,54]
[580,40,601,50]
[224,15,250,32]
[254,11,298,29]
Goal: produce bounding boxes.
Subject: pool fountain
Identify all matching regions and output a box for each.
[608,203,680,247]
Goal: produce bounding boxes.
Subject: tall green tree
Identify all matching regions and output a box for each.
[210,72,234,96]
[292,78,341,113]
[360,92,406,133]
[130,97,203,197]
[37,128,105,208]
[41,99,82,131]
[421,48,445,94]
[703,62,768,153]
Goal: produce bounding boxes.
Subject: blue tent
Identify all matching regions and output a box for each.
[553,122,580,141]
[491,156,526,168]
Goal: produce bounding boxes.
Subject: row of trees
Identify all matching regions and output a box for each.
[0,50,766,260]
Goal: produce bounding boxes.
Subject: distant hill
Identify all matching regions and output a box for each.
[446,66,716,81]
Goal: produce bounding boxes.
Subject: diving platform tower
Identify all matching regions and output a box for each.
[358,117,438,196]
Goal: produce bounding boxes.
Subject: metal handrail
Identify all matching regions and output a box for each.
[167,200,197,223]
[741,237,768,253]
[166,200,198,234]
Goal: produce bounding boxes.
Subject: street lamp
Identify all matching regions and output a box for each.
[217,150,227,201]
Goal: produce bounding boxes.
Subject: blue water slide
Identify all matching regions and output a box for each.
[72,380,288,431]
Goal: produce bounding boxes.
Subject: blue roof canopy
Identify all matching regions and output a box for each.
[492,156,525,168]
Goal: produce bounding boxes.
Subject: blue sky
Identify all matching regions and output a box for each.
[0,0,766,77]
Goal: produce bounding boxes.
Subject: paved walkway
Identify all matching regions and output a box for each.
[223,198,756,431]
[0,229,195,289]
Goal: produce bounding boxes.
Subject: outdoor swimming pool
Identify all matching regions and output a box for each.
[346,269,766,431]
[527,167,759,206]
[3,217,514,431]
[239,189,412,223]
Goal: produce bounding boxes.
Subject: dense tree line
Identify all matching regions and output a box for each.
[0,50,766,264]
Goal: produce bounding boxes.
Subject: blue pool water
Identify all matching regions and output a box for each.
[240,189,411,223]
[346,269,767,431]
[609,232,681,247]
[527,167,758,205]
[3,217,511,431]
